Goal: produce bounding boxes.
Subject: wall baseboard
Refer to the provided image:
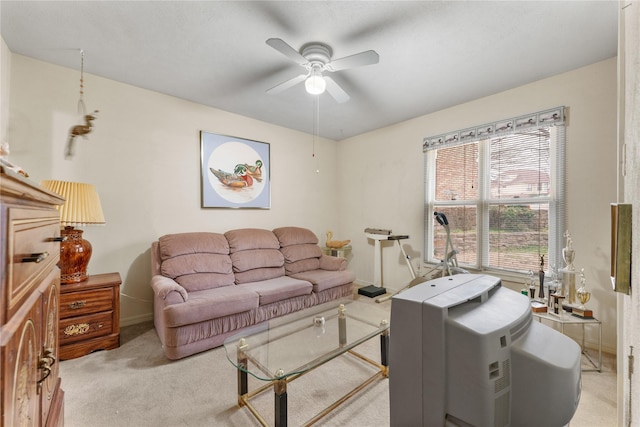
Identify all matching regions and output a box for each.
[120,312,153,327]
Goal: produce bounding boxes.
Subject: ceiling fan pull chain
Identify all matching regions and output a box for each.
[313,96,320,174]
[313,96,319,157]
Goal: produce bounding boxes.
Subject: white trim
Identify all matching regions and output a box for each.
[423,106,565,151]
[120,312,154,327]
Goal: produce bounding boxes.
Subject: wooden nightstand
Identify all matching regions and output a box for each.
[59,272,121,360]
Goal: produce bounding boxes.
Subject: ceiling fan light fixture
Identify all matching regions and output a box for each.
[266,38,379,102]
[305,69,326,95]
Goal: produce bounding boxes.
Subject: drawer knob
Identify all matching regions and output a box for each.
[21,252,49,263]
[69,300,87,310]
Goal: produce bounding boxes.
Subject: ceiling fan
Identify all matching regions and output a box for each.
[265,38,379,103]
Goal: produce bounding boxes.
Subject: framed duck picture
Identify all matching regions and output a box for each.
[200,131,270,208]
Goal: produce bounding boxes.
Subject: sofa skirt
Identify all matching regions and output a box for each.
[157,283,353,360]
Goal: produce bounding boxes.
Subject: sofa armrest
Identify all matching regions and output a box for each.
[319,255,347,271]
[151,275,188,303]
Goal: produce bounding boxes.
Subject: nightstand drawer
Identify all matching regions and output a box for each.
[60,287,115,318]
[59,311,114,344]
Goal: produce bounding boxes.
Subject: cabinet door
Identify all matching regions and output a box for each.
[40,271,60,425]
[1,294,41,427]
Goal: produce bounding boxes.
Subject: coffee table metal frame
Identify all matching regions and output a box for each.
[224,299,389,427]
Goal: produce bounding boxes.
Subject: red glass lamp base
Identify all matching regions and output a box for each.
[59,226,93,284]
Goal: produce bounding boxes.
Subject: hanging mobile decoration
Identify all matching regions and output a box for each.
[65,49,99,159]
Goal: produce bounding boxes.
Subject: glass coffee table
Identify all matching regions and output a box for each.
[223,298,390,427]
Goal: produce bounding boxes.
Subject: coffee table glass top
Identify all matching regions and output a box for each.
[223,298,389,381]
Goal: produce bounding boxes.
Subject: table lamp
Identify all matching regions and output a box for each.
[40,180,105,284]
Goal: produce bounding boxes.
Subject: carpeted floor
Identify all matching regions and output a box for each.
[59,297,616,426]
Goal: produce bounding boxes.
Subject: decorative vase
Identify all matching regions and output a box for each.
[59,226,92,283]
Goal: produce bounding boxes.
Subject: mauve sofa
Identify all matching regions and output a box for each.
[150,226,355,360]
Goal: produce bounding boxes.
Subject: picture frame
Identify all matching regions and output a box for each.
[200,131,270,208]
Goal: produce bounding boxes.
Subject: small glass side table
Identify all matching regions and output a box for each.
[532,311,602,372]
[322,245,352,258]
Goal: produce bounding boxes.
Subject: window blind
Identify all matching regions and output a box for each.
[424,108,566,275]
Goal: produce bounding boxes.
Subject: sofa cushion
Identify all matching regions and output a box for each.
[273,226,318,246]
[159,233,234,292]
[280,244,323,263]
[163,286,259,327]
[161,253,232,277]
[234,267,286,284]
[226,228,286,284]
[174,271,234,292]
[159,232,229,258]
[275,229,324,275]
[319,255,347,271]
[239,276,313,305]
[284,258,321,275]
[225,228,280,251]
[289,269,356,293]
[231,249,284,272]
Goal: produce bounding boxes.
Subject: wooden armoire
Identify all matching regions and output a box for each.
[1,166,65,426]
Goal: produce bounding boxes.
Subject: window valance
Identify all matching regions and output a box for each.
[423,106,565,152]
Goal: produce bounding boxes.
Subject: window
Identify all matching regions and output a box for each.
[423,109,566,275]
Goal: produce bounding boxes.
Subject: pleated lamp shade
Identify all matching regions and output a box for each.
[40,180,105,283]
[40,180,105,226]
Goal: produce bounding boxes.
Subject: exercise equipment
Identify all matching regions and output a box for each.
[360,228,409,298]
[375,212,468,303]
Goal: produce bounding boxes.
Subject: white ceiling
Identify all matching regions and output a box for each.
[1,1,618,141]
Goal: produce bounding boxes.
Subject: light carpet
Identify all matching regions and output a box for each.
[60,300,616,427]
[60,322,388,426]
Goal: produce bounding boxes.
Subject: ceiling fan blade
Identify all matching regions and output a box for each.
[266,38,307,65]
[326,50,379,72]
[324,76,350,103]
[266,73,307,94]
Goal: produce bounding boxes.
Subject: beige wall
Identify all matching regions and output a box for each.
[338,58,618,353]
[7,49,618,353]
[7,54,340,325]
[1,37,11,143]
